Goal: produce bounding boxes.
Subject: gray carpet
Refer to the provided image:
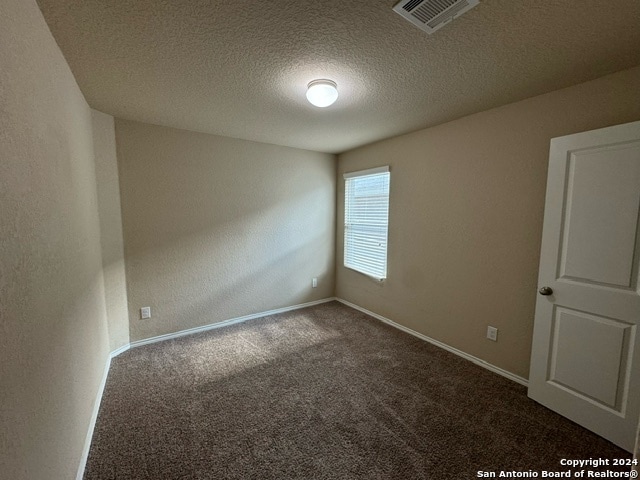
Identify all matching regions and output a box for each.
[85,301,630,479]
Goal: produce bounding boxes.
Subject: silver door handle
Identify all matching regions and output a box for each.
[539,286,553,296]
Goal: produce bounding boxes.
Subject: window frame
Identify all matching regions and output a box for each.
[343,166,390,281]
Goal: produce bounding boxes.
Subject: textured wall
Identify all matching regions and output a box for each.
[336,66,640,379]
[0,0,111,478]
[92,110,130,351]
[116,119,336,341]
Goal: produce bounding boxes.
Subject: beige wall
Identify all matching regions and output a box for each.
[92,110,130,351]
[115,119,336,341]
[336,66,640,379]
[0,0,111,478]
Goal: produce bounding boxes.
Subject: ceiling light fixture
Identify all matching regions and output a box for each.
[306,79,338,108]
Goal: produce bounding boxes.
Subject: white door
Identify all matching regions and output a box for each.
[528,120,640,452]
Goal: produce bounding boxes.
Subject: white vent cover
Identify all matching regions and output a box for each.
[393,0,479,34]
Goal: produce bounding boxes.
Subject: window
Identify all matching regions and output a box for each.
[344,166,390,280]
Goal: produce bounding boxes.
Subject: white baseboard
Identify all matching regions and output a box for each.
[336,298,528,387]
[110,342,130,358]
[77,295,525,479]
[76,297,336,479]
[76,345,125,480]
[129,297,337,349]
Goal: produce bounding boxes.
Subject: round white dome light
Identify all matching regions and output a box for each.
[306,79,338,108]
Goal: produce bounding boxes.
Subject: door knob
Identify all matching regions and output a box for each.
[539,286,553,296]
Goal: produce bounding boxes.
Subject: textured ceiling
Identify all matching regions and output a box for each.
[36,0,640,153]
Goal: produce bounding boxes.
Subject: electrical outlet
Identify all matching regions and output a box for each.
[140,307,151,319]
[312,277,318,288]
[487,326,498,342]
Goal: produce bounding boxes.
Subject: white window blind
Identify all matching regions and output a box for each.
[344,166,390,280]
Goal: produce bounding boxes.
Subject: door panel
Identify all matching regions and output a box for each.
[559,143,640,288]
[528,120,640,452]
[549,307,631,411]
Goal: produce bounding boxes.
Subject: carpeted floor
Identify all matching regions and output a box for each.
[85,301,630,479]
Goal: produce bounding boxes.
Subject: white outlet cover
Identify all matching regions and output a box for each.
[312,277,318,288]
[140,307,151,319]
[487,326,498,341]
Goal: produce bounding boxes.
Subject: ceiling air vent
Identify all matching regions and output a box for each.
[393,0,479,34]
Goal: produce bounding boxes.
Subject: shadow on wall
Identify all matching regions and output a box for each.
[123,180,335,340]
[58,271,110,423]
